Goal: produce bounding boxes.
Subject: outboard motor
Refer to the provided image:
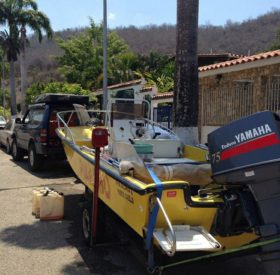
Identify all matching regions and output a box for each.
[208,111,280,274]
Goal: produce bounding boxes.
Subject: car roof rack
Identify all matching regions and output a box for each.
[34,93,89,105]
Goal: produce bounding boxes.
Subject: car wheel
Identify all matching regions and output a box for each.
[11,139,24,161]
[6,139,11,154]
[28,143,43,172]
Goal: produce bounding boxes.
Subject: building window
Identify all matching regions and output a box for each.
[111,88,134,99]
[264,76,280,112]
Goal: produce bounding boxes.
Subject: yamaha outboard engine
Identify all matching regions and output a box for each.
[208,111,280,274]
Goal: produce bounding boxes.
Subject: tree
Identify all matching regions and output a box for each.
[0,47,9,109]
[135,71,174,92]
[0,28,20,116]
[19,4,52,114]
[0,0,53,115]
[173,0,199,145]
[269,28,280,50]
[0,105,10,118]
[26,81,95,104]
[134,52,175,92]
[57,20,136,90]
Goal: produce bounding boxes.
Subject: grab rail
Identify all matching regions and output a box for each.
[56,109,107,145]
[156,197,177,256]
[57,110,76,145]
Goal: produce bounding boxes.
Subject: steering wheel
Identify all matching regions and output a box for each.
[129,120,160,139]
[86,117,101,126]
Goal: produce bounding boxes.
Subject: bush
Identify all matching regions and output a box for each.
[0,106,10,119]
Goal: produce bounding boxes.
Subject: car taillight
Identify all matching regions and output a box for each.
[39,129,48,143]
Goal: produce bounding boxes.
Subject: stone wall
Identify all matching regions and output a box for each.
[198,63,280,142]
[199,63,280,125]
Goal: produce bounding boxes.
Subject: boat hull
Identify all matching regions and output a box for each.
[62,138,258,249]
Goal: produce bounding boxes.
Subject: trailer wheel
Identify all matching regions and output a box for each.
[81,190,106,246]
[82,203,92,246]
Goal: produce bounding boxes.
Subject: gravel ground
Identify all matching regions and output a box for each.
[0,148,268,275]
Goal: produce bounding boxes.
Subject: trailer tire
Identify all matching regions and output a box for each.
[82,193,106,246]
[82,203,92,246]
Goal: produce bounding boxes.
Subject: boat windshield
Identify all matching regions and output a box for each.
[111,102,148,120]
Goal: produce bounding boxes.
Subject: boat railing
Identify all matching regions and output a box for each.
[143,117,179,140]
[57,110,77,144]
[156,197,177,256]
[56,109,107,145]
[56,107,180,150]
[106,97,179,140]
[107,97,151,120]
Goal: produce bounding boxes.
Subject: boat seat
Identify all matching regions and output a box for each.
[134,139,181,158]
[114,141,139,161]
[73,104,91,125]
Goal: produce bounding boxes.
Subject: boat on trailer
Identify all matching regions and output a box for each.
[56,98,280,273]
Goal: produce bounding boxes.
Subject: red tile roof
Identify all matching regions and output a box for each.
[107,79,142,89]
[96,79,142,93]
[140,87,153,93]
[199,49,280,72]
[199,53,242,58]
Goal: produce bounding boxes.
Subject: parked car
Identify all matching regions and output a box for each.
[0,116,6,129]
[11,93,89,172]
[0,118,16,154]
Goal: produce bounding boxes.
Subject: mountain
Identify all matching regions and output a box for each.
[24,9,280,83]
[115,9,280,55]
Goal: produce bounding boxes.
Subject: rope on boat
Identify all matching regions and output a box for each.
[150,237,280,274]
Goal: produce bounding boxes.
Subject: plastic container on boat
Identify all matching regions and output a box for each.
[133,143,153,161]
[39,191,64,221]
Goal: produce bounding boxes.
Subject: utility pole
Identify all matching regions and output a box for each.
[102,0,108,111]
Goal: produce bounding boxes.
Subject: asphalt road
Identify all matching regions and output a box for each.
[0,148,267,275]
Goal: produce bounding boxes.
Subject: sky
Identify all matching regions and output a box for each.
[36,0,280,32]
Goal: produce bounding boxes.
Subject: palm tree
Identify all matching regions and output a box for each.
[0,0,53,115]
[19,4,53,113]
[173,0,199,145]
[0,28,20,115]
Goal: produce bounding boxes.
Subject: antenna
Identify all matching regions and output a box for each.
[102,0,108,111]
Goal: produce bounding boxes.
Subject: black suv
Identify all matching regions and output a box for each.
[12,93,89,172]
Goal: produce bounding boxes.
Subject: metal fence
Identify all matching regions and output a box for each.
[264,81,280,113]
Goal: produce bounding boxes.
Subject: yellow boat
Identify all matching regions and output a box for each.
[56,99,280,273]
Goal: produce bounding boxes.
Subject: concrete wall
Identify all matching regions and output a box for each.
[200,126,220,144]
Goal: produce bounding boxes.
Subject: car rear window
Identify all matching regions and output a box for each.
[29,109,45,125]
